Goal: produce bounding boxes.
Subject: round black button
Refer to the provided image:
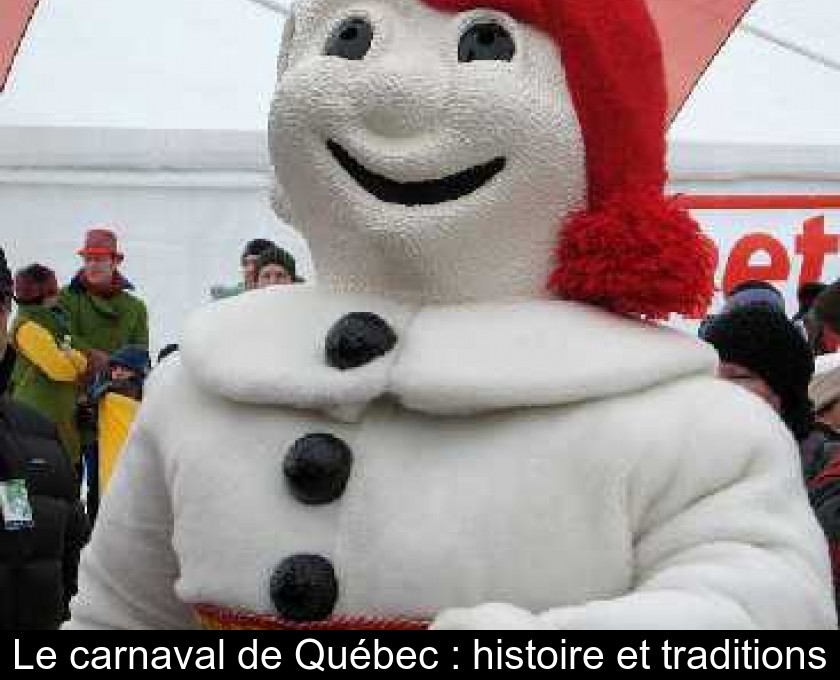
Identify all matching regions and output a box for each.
[284,433,353,505]
[325,312,397,370]
[270,554,338,622]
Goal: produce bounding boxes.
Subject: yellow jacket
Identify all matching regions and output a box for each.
[98,392,140,493]
[11,318,88,463]
[16,321,87,381]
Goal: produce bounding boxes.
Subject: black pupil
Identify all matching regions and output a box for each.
[326,18,372,60]
[459,22,515,62]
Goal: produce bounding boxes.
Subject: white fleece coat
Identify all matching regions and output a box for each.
[67,0,836,630]
[67,287,837,629]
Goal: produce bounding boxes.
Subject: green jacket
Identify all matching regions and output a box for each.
[9,305,83,464]
[59,272,149,354]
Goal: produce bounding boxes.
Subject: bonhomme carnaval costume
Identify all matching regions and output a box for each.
[68,0,836,629]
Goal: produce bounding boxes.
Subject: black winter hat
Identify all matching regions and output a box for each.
[241,239,277,263]
[703,303,815,441]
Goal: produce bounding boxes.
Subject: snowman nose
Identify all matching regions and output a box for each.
[363,103,425,139]
[359,70,442,139]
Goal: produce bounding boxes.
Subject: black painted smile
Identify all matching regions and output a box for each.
[327,140,506,206]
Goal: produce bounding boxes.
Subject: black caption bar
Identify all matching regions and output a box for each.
[5,632,837,674]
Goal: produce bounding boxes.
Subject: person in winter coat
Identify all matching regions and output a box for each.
[211,239,279,300]
[8,265,88,470]
[60,228,148,520]
[68,0,835,630]
[89,346,150,496]
[60,229,148,361]
[100,345,150,400]
[0,399,91,629]
[0,263,90,629]
[255,245,304,289]
[702,303,815,444]
[704,303,840,616]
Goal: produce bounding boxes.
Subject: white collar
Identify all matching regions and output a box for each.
[181,287,716,420]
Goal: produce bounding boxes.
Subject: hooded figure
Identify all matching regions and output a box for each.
[703,303,815,442]
[68,0,835,630]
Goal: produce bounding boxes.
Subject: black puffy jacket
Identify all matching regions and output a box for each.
[0,346,13,396]
[0,397,90,629]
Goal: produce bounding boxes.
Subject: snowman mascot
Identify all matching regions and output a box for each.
[69,0,836,629]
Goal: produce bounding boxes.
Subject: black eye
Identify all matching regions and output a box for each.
[458,21,515,62]
[325,17,373,60]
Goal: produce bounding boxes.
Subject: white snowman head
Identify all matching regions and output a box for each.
[269,0,716,318]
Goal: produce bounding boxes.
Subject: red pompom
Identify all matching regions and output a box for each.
[549,190,718,321]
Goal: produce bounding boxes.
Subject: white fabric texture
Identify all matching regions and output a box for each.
[268,0,586,304]
[68,289,836,630]
[67,0,837,629]
[181,287,717,416]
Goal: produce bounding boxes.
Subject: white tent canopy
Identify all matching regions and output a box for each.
[2,0,837,175]
[1,0,838,347]
[0,0,305,352]
[0,0,286,168]
[669,0,840,188]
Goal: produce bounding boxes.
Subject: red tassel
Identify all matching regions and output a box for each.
[549,190,718,321]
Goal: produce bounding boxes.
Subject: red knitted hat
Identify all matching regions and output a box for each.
[421,0,717,319]
[14,264,59,304]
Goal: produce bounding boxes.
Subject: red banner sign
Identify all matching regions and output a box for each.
[676,195,840,313]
